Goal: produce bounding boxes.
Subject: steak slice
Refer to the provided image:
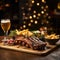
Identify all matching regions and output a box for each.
[14,36,46,50]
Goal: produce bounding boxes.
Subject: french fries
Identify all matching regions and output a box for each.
[16,29,33,36]
[45,34,59,39]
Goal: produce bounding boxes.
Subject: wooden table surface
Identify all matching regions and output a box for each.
[0,36,60,60]
[0,47,60,60]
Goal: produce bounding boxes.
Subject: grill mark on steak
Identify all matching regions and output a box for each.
[14,36,46,50]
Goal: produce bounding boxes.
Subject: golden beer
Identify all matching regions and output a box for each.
[1,20,11,32]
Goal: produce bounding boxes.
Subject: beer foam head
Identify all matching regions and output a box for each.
[1,19,10,23]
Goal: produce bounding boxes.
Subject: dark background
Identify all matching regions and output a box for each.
[0,0,60,35]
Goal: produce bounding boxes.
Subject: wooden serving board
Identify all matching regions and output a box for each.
[0,43,58,55]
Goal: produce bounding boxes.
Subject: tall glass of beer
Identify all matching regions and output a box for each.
[1,19,11,41]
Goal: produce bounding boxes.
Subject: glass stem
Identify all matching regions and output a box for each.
[6,31,8,36]
[4,31,8,40]
[4,31,8,36]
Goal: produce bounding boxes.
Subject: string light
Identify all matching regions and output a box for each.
[37,3,40,6]
[32,0,35,4]
[28,8,31,11]
[29,16,32,19]
[23,25,26,28]
[44,9,46,11]
[30,20,34,23]
[33,15,36,18]
[41,11,44,14]
[42,0,45,2]
[57,2,60,9]
[25,17,28,19]
[23,13,25,16]
[41,6,44,9]
[33,10,36,13]
[37,13,41,16]
[28,23,31,26]
[5,4,10,7]
[21,0,51,29]
[45,5,48,8]
[35,21,38,24]
[20,26,23,29]
[23,21,26,24]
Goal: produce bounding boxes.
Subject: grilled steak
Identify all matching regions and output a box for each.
[14,36,46,50]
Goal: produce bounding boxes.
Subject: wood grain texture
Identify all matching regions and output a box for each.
[0,42,57,55]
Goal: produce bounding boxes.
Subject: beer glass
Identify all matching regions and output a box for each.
[1,19,11,41]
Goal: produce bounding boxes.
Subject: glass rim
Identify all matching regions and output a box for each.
[1,19,10,23]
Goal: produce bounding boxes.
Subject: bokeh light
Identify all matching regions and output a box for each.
[41,11,44,14]
[35,21,38,24]
[30,20,34,23]
[37,3,40,6]
[29,16,32,19]
[33,15,36,18]
[33,10,36,13]
[28,23,31,26]
[32,0,35,4]
[37,13,41,16]
[23,25,26,28]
